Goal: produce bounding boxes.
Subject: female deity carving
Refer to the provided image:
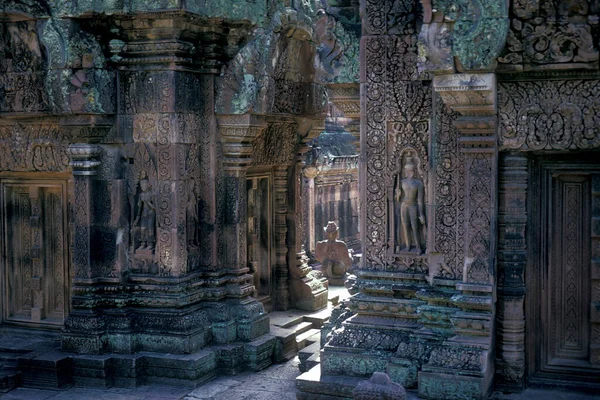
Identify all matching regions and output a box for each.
[395,153,426,254]
[133,177,156,251]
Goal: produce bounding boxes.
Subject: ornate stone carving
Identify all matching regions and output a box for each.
[499,80,600,151]
[251,122,298,166]
[363,32,431,269]
[394,152,426,254]
[431,93,465,279]
[0,21,47,113]
[417,21,454,74]
[133,175,157,252]
[498,0,599,69]
[0,124,70,172]
[422,0,509,71]
[314,9,360,84]
[315,221,352,283]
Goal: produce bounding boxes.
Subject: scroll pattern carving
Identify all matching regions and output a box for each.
[364,6,431,269]
[499,80,600,151]
[364,35,388,268]
[431,94,464,279]
[466,153,493,284]
[364,0,419,35]
[0,124,69,172]
[563,183,583,347]
[499,0,599,67]
[252,123,298,167]
[0,21,48,113]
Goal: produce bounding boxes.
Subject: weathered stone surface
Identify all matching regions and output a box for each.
[353,372,407,400]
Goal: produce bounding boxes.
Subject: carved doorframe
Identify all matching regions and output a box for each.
[526,153,600,389]
[0,174,71,329]
[246,167,275,311]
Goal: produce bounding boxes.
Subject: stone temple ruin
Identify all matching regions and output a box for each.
[1,0,600,398]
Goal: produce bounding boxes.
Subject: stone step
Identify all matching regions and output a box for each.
[305,352,320,373]
[298,341,321,373]
[270,313,305,329]
[296,329,320,351]
[270,326,298,363]
[302,308,331,329]
[0,369,20,393]
[296,364,362,400]
[293,321,315,337]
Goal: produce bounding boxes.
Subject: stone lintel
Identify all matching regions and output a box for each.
[217,114,268,170]
[327,83,360,120]
[433,73,497,118]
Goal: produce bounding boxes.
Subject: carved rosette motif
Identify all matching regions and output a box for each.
[499,80,600,151]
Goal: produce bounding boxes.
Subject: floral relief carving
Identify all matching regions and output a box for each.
[499,80,600,151]
[0,124,70,172]
[252,123,298,167]
[499,0,599,67]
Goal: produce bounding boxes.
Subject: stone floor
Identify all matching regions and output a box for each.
[1,285,599,399]
[3,355,600,400]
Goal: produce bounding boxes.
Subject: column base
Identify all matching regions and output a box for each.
[62,298,269,354]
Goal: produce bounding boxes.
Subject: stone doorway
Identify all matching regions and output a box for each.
[527,156,600,388]
[0,178,69,328]
[247,172,274,311]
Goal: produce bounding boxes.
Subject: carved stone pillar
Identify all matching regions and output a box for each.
[328,83,360,152]
[68,144,101,280]
[496,152,527,391]
[425,73,498,399]
[273,165,291,310]
[302,165,319,258]
[288,122,328,311]
[218,114,266,275]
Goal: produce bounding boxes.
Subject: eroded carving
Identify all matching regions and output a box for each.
[315,221,352,282]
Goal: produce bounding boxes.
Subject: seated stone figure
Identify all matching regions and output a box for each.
[315,221,352,284]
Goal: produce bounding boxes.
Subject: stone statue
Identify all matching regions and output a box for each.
[186,180,199,247]
[133,177,156,251]
[395,154,426,254]
[315,221,352,284]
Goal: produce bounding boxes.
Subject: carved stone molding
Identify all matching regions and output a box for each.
[217,114,268,170]
[433,73,497,117]
[328,83,360,119]
[67,143,101,176]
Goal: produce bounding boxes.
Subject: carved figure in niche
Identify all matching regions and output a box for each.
[395,152,426,254]
[186,180,199,247]
[133,174,156,252]
[315,221,352,284]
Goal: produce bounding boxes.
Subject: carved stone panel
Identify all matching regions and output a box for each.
[362,32,432,271]
[0,124,70,172]
[247,174,273,304]
[498,0,599,70]
[2,180,68,327]
[529,159,600,385]
[499,80,600,151]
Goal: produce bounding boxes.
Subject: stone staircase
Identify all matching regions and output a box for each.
[269,308,330,364]
[0,350,21,393]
